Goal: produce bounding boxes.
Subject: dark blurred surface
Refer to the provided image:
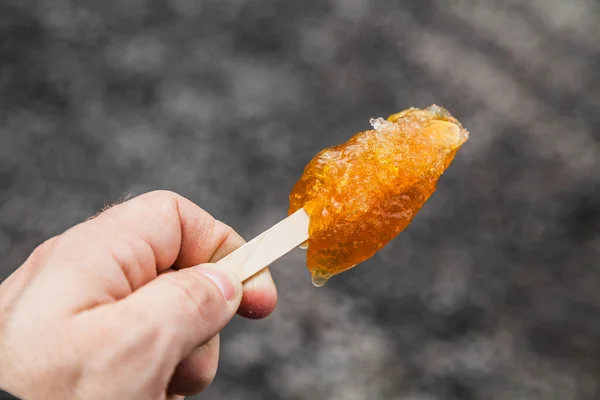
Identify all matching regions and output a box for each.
[1,0,600,399]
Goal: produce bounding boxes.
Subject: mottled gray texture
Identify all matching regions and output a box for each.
[1,0,600,399]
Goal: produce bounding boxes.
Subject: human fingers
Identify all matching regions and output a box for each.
[167,335,220,396]
[158,217,278,396]
[21,191,241,314]
[0,237,58,313]
[236,268,278,319]
[193,221,278,320]
[75,263,241,367]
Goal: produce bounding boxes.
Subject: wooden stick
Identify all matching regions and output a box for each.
[216,208,310,281]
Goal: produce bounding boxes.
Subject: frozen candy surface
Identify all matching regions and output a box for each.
[289,105,469,286]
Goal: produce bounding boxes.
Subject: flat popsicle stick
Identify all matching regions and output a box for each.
[216,208,310,281]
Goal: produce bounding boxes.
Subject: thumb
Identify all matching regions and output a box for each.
[114,264,242,360]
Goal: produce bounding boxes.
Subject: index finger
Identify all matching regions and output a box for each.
[30,191,277,317]
[172,200,278,320]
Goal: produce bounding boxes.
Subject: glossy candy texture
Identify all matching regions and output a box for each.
[289,105,469,286]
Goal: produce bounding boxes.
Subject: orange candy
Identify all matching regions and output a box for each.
[288,105,469,286]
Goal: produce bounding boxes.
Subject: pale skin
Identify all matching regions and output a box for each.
[0,191,278,399]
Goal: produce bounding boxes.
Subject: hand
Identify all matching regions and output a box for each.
[0,191,278,399]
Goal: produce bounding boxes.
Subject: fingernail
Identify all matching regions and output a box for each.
[193,264,240,302]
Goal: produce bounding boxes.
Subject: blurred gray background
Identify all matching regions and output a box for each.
[1,0,600,399]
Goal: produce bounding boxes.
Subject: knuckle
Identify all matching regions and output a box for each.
[143,190,182,209]
[220,225,238,243]
[37,236,59,252]
[107,236,155,291]
[139,190,182,224]
[27,236,59,264]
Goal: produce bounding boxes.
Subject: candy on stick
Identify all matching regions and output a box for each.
[216,105,469,286]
